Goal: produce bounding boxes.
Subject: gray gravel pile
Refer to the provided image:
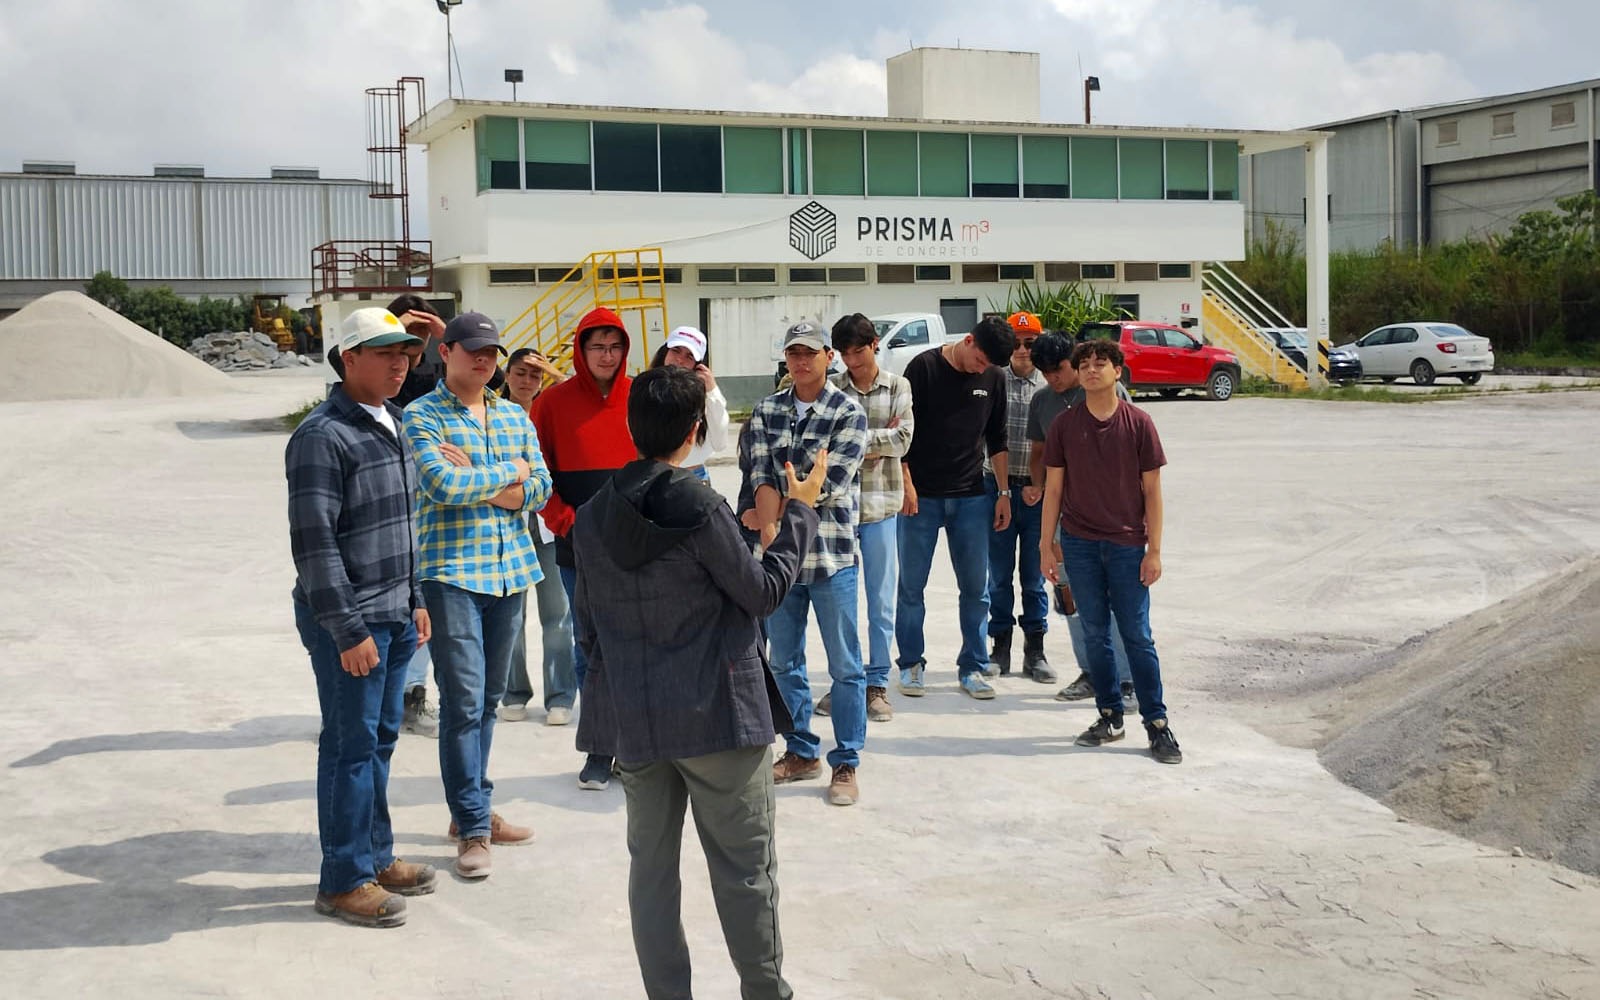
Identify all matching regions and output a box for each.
[187,330,315,372]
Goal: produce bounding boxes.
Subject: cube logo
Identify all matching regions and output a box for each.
[788,201,837,261]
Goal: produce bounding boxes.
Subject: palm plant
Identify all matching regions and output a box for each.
[989,279,1131,333]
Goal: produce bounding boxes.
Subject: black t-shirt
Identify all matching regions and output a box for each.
[903,346,1007,498]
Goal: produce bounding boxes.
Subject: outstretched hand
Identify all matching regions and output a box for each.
[784,449,829,508]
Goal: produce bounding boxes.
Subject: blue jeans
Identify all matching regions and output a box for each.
[895,494,992,678]
[421,579,525,839]
[766,565,866,768]
[1055,528,1130,684]
[294,602,415,895]
[856,515,899,688]
[558,564,590,694]
[507,529,578,710]
[1058,532,1166,723]
[985,475,1047,636]
[404,644,429,691]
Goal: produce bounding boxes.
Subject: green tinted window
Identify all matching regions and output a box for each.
[1119,138,1162,199]
[866,131,918,196]
[476,116,521,191]
[919,132,968,197]
[1022,136,1069,198]
[1165,140,1209,200]
[523,119,589,190]
[788,128,808,195]
[593,122,658,191]
[812,129,864,195]
[724,127,783,194]
[1070,137,1117,199]
[1212,141,1239,200]
[971,134,1019,197]
[660,124,721,193]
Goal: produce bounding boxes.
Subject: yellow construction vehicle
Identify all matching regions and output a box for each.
[251,294,295,352]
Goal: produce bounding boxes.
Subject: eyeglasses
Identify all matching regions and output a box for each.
[1015,338,1037,349]
[583,342,626,355]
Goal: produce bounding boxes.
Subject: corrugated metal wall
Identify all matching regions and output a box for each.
[0,175,394,281]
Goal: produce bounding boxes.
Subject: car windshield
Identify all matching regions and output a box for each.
[1080,323,1120,341]
[1428,324,1475,339]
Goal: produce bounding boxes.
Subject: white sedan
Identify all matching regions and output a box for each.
[1342,322,1495,386]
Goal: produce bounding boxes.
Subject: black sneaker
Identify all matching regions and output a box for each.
[1146,719,1183,764]
[1075,710,1125,747]
[1055,672,1096,702]
[578,754,613,790]
[1121,681,1135,701]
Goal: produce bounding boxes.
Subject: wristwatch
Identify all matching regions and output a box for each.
[996,489,1011,498]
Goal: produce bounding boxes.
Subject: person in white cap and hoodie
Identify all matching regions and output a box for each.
[651,326,728,481]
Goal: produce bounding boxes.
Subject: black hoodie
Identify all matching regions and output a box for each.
[571,459,818,763]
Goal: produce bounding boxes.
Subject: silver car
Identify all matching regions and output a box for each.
[1342,323,1495,386]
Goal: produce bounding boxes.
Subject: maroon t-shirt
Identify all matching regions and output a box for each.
[1041,399,1166,546]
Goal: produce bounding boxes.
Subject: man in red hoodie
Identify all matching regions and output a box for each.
[533,307,636,790]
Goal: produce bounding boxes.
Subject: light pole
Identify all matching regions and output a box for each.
[504,68,523,101]
[1083,75,1101,125]
[437,0,463,98]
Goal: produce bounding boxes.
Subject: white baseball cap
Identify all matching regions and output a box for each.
[340,308,422,354]
[665,326,708,362]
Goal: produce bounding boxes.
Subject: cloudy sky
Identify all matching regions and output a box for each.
[1,0,1594,182]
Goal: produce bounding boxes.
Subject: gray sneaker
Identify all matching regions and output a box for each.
[815,691,831,716]
[897,662,926,697]
[402,688,439,738]
[959,672,996,700]
[1055,672,1096,702]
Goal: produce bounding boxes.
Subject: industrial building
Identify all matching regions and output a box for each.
[0,162,395,315]
[1244,79,1600,252]
[360,47,1332,404]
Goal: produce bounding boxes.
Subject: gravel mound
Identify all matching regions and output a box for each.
[1319,555,1600,875]
[0,291,232,402]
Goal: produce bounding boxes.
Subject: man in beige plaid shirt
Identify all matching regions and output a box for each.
[826,312,914,723]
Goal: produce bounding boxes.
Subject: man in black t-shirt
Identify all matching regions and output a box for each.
[895,316,1015,700]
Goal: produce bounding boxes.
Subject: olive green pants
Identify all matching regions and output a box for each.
[620,745,791,1000]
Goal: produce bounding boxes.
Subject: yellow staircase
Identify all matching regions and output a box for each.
[501,248,669,376]
[1201,261,1316,388]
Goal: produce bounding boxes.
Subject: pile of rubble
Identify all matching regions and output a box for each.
[186,331,315,372]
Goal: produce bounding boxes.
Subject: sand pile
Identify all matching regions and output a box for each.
[1319,555,1600,875]
[0,291,233,402]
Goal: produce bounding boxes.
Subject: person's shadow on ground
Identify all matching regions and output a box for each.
[8,715,319,768]
[0,831,321,949]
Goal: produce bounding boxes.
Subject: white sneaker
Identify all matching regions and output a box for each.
[499,703,529,722]
[545,706,573,726]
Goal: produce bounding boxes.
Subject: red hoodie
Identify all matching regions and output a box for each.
[532,307,636,567]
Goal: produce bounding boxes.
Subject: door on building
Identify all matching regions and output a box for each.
[940,299,978,337]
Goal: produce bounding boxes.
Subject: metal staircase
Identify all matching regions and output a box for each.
[1201,261,1312,388]
[501,248,669,375]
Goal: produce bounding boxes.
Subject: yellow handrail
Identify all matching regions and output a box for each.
[502,248,668,376]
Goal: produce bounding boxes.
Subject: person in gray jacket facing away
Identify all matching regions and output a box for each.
[571,365,826,1000]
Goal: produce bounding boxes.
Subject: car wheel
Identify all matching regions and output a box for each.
[1410,359,1436,386]
[1158,388,1183,398]
[1205,368,1236,401]
[1336,379,1357,388]
[1458,372,1483,385]
[1380,376,1398,384]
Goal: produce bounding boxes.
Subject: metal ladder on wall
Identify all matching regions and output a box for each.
[501,248,669,375]
[1200,261,1311,388]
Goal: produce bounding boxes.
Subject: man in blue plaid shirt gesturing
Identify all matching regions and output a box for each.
[402,311,552,879]
[749,322,869,807]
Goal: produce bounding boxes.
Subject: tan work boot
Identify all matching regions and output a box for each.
[375,858,437,896]
[827,764,859,806]
[447,811,535,845]
[314,882,407,928]
[772,751,821,783]
[866,686,893,722]
[455,836,492,879]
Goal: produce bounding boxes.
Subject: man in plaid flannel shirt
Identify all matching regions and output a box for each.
[403,312,551,880]
[749,322,869,806]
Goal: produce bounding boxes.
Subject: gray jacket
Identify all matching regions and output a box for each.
[572,459,818,764]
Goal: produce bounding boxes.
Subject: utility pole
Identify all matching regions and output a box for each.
[1083,75,1101,125]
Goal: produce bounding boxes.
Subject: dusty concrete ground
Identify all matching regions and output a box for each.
[2,371,1599,999]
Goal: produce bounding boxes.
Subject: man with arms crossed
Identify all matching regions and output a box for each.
[1039,339,1182,764]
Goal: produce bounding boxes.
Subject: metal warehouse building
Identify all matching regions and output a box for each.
[0,163,395,314]
[1244,79,1600,251]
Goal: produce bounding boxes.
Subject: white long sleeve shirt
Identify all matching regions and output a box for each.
[683,385,730,468]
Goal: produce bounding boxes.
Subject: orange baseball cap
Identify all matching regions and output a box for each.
[1007,311,1042,334]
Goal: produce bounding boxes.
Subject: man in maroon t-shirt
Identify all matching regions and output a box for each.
[1038,339,1183,764]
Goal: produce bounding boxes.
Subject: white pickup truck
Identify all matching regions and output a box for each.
[873,312,952,374]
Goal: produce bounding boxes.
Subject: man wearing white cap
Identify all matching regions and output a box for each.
[653,325,728,481]
[287,307,436,926]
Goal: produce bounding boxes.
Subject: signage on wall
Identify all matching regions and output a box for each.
[787,200,991,261]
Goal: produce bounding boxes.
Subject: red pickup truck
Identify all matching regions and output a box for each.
[1079,321,1242,401]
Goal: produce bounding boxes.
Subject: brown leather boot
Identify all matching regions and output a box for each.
[772,751,822,783]
[866,686,893,722]
[314,882,406,928]
[375,858,437,896]
[455,836,492,879]
[446,811,535,845]
[827,764,859,806]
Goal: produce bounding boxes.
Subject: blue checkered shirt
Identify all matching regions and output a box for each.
[747,383,867,583]
[402,382,552,596]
